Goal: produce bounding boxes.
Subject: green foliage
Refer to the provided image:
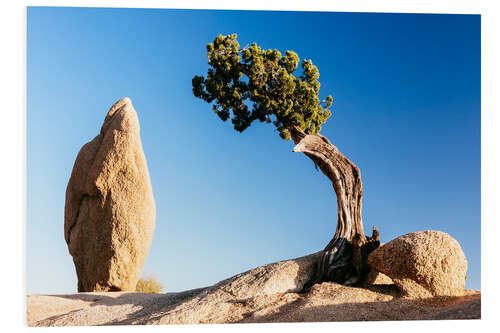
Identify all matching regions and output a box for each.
[135,274,163,293]
[192,34,333,140]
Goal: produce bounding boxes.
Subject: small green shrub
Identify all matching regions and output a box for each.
[136,274,163,293]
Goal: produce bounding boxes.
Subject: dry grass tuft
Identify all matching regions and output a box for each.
[136,274,163,293]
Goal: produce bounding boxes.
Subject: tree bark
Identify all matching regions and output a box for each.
[289,126,380,289]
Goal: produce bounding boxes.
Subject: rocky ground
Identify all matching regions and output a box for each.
[27,253,480,326]
[27,285,480,326]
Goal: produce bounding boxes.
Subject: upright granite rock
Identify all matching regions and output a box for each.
[64,97,156,292]
[367,230,467,298]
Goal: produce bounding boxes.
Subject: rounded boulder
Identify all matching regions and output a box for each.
[367,230,467,297]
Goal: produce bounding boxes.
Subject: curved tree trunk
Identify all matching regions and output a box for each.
[289,126,380,290]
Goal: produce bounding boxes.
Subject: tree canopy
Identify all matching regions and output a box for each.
[192,34,333,140]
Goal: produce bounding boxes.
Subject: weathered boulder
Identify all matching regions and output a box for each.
[367,230,467,297]
[64,97,156,292]
[28,251,481,326]
[140,251,323,325]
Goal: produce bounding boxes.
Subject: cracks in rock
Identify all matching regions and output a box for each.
[66,194,90,249]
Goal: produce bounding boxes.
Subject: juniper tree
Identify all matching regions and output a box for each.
[192,34,380,288]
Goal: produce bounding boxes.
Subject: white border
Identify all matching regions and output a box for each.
[2,0,498,332]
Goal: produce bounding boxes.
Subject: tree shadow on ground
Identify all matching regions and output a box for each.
[32,285,480,326]
[237,291,481,323]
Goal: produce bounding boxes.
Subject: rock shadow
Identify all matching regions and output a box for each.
[34,288,207,326]
[237,293,481,323]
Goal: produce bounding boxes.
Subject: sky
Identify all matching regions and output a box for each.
[27,7,480,293]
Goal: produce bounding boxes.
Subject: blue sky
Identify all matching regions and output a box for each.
[27,7,480,293]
